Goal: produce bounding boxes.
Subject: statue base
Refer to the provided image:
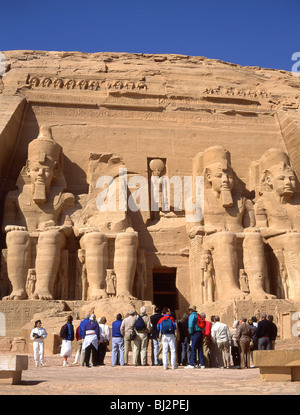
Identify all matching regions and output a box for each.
[199,298,300,342]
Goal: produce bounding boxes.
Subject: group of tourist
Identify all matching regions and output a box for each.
[30,306,277,370]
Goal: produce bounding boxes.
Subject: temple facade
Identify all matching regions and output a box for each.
[1,51,300,334]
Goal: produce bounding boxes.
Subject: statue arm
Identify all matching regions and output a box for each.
[244,199,256,227]
[254,198,287,239]
[186,224,217,239]
[2,192,26,233]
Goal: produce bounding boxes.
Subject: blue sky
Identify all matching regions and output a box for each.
[1,0,300,71]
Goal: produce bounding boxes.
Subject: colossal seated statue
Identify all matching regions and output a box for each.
[71,153,138,301]
[188,145,274,302]
[251,148,300,300]
[2,126,75,300]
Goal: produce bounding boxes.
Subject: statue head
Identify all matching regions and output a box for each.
[26,126,64,203]
[203,146,234,207]
[149,158,165,177]
[259,148,296,199]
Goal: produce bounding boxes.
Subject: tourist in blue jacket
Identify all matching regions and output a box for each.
[185,305,205,369]
[111,313,125,366]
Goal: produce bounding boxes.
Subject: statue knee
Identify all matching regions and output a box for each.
[38,229,64,246]
[80,232,107,250]
[6,230,30,247]
[216,231,236,246]
[116,230,138,248]
[243,232,263,248]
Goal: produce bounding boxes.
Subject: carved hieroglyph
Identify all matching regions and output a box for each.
[2,126,75,300]
[188,145,275,303]
[251,148,300,300]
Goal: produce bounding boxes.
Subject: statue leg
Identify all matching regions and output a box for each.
[114,230,138,298]
[204,232,246,301]
[4,230,30,300]
[80,232,108,300]
[278,233,300,301]
[33,229,66,300]
[243,232,275,300]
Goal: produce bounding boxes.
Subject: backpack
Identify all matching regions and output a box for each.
[161,318,175,335]
[135,315,146,331]
[196,313,205,330]
[60,323,68,339]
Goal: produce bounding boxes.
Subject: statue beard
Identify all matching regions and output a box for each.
[33,182,47,204]
[220,188,234,208]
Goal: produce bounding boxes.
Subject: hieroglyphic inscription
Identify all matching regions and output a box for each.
[203,86,270,98]
[27,75,148,91]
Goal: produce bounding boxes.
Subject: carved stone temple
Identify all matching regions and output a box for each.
[0,50,300,340]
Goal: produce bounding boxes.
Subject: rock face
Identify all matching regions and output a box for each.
[0,50,300,334]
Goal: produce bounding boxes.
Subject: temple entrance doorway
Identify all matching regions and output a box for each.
[152,267,177,313]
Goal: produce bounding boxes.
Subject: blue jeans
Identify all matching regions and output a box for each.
[112,337,125,366]
[189,331,204,367]
[258,337,271,350]
[152,338,162,365]
[180,338,191,365]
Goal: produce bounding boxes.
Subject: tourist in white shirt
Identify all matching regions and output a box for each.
[211,316,231,368]
[30,320,47,367]
[98,316,110,365]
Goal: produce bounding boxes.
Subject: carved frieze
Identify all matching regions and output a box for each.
[27,75,148,92]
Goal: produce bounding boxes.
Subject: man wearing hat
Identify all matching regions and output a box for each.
[2,125,75,301]
[185,305,205,369]
[120,309,137,365]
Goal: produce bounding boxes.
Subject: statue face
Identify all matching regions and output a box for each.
[27,160,56,189]
[206,163,234,193]
[266,166,296,197]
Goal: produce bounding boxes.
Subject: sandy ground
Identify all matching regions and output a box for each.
[0,352,300,397]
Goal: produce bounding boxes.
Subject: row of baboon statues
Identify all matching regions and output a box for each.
[1,125,300,303]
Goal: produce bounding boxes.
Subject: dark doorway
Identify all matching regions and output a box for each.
[152,267,177,313]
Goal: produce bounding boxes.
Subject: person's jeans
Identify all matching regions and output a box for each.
[258,337,271,350]
[123,333,133,364]
[217,341,231,368]
[152,338,162,365]
[84,344,98,367]
[162,334,176,368]
[98,341,107,365]
[112,337,125,366]
[33,340,44,364]
[189,331,204,367]
[180,338,191,365]
[133,332,148,365]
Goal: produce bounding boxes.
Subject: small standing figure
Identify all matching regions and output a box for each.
[77,250,88,300]
[106,269,116,297]
[280,263,289,299]
[26,269,36,299]
[200,250,215,303]
[239,269,250,294]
